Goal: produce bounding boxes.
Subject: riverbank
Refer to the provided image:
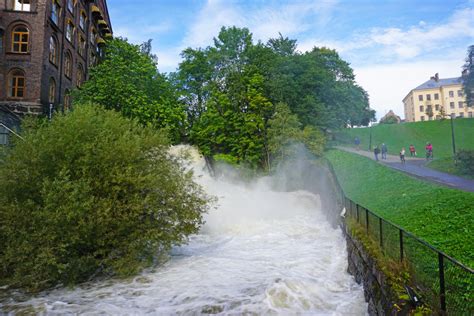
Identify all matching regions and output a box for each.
[324,149,474,268]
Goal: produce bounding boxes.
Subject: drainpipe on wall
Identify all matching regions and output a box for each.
[57,0,68,113]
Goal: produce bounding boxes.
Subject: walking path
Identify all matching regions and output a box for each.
[335,146,474,193]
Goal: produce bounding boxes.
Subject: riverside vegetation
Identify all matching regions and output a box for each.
[0,106,210,292]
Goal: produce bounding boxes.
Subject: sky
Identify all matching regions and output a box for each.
[108,0,474,120]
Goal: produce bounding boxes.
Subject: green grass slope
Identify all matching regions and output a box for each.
[335,118,474,158]
[325,149,474,267]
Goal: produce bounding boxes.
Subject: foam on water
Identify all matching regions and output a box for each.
[2,146,367,315]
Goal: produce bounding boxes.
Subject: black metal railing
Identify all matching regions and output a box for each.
[324,159,473,314]
[340,193,473,314]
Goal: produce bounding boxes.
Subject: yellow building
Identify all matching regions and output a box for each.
[403,73,472,122]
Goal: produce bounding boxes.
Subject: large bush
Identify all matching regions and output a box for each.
[0,105,210,292]
[456,149,474,176]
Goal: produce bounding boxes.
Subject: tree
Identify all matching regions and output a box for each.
[425,105,434,120]
[175,26,370,167]
[0,105,210,292]
[74,38,186,143]
[463,45,474,108]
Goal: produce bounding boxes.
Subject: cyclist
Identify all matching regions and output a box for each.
[425,142,433,160]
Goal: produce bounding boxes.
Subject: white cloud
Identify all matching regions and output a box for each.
[297,7,474,61]
[182,0,339,49]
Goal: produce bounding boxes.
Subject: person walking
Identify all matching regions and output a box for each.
[381,143,388,160]
[374,145,380,161]
[409,144,416,157]
[400,147,406,165]
[354,137,360,150]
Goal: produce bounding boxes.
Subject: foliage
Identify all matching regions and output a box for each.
[463,45,474,107]
[175,26,371,167]
[0,105,210,292]
[455,149,474,176]
[325,149,474,267]
[334,118,474,159]
[73,38,186,143]
[427,157,474,180]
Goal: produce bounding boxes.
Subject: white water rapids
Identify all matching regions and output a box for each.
[3,147,367,315]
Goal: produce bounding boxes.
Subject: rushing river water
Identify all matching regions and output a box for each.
[2,148,367,315]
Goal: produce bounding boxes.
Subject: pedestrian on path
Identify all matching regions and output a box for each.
[354,137,360,150]
[381,143,388,160]
[374,145,380,161]
[409,144,416,157]
[400,147,406,165]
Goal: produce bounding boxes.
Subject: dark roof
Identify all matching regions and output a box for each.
[414,77,464,90]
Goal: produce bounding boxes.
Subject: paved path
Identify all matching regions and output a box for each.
[336,146,474,193]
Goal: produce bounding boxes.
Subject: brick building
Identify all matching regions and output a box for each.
[0,0,112,143]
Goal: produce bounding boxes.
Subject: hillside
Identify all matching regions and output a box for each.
[335,118,474,159]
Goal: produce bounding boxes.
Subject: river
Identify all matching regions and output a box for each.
[2,148,367,315]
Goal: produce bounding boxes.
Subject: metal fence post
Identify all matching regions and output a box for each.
[399,229,404,261]
[365,208,369,234]
[379,217,383,249]
[438,253,447,312]
[356,204,360,223]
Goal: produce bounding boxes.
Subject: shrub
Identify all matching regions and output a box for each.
[0,105,210,292]
[455,149,474,176]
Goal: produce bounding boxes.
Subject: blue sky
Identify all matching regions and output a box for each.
[109,0,474,119]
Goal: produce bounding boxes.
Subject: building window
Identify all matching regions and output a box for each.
[64,90,71,111]
[11,0,31,11]
[420,116,425,121]
[66,20,75,43]
[51,0,61,25]
[458,90,463,97]
[469,112,473,118]
[11,26,29,53]
[451,113,455,118]
[64,51,72,78]
[436,115,441,120]
[435,104,440,111]
[79,11,87,30]
[78,35,86,56]
[418,95,423,101]
[8,69,26,99]
[77,64,84,87]
[450,102,455,109]
[419,105,424,112]
[459,112,464,118]
[449,91,454,97]
[48,78,56,104]
[426,94,431,101]
[89,48,96,67]
[434,93,439,100]
[458,101,464,108]
[67,0,74,13]
[90,28,97,45]
[49,36,58,65]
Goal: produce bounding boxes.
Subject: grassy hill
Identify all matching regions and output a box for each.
[325,149,474,267]
[335,118,474,159]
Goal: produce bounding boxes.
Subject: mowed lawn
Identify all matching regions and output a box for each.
[325,149,474,267]
[335,118,474,159]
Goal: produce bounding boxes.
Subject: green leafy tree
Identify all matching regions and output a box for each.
[0,105,210,292]
[463,45,474,108]
[74,38,186,143]
[267,103,302,164]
